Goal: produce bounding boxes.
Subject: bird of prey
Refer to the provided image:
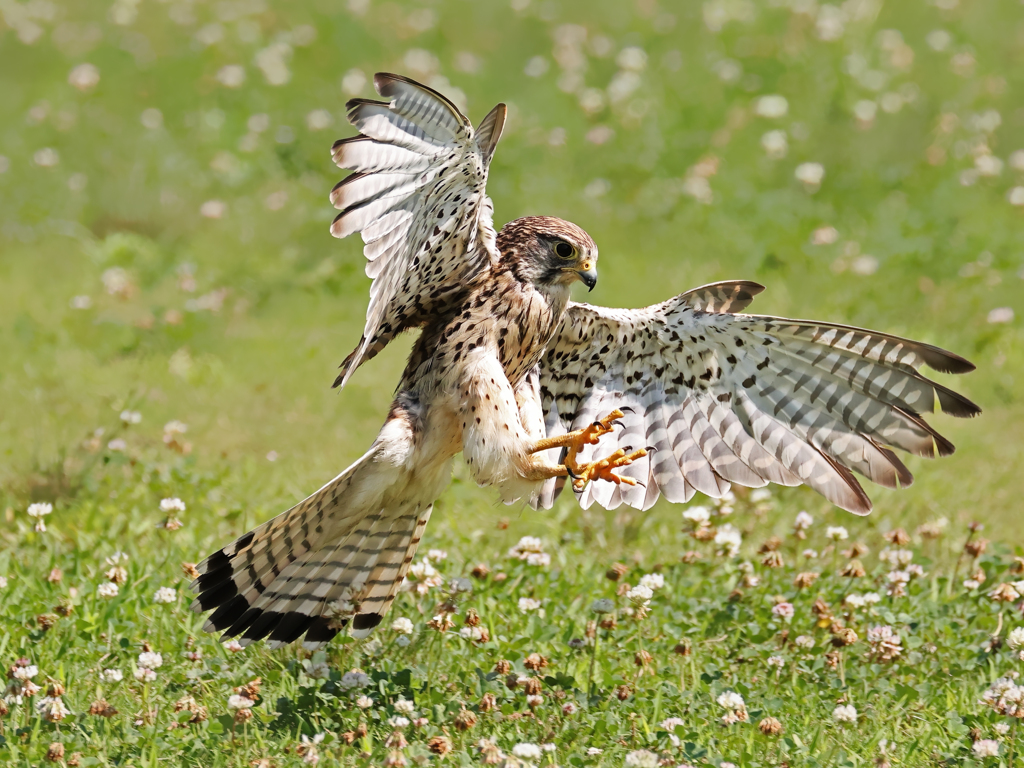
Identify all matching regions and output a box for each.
[191,73,979,649]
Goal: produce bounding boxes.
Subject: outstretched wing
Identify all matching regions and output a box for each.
[536,281,979,514]
[330,72,507,388]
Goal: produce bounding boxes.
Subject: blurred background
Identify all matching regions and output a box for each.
[1,0,1021,551]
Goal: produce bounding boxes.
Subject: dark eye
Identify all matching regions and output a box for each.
[555,241,575,259]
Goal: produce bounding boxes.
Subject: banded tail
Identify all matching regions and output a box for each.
[190,417,441,649]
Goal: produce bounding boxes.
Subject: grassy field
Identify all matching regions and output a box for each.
[1,0,1023,764]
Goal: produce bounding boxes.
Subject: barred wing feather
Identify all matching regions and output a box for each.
[330,72,507,389]
[537,281,979,514]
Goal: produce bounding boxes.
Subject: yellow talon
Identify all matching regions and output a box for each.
[569,446,648,493]
[529,409,646,489]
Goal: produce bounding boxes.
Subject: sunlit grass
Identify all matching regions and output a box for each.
[1,0,1023,763]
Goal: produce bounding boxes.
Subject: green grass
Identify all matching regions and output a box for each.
[1,0,1023,763]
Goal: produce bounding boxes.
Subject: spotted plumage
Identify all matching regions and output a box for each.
[191,73,979,649]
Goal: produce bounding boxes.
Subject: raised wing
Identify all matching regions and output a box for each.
[537,281,979,514]
[330,73,507,389]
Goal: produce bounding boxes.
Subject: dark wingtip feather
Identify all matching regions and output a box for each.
[934,384,982,418]
[917,344,976,375]
[206,594,251,631]
[353,612,383,631]
[303,617,341,648]
[241,611,285,643]
[224,606,262,638]
[192,578,239,612]
[268,612,316,645]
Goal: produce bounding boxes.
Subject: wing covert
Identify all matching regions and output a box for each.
[537,281,979,514]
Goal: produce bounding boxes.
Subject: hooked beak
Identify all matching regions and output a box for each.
[577,260,598,292]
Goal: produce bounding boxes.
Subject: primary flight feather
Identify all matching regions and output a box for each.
[191,73,979,649]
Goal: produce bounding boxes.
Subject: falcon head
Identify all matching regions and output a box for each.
[497,216,599,292]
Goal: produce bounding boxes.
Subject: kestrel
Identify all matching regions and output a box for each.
[191,73,979,648]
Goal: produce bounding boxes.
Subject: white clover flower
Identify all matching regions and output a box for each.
[307,661,330,680]
[794,511,814,530]
[639,573,665,591]
[160,497,186,513]
[69,63,100,91]
[995,722,1011,736]
[97,582,119,598]
[0,576,7,589]
[591,598,615,614]
[387,715,410,728]
[223,639,244,652]
[845,594,867,608]
[526,552,551,567]
[305,109,333,131]
[587,748,603,756]
[394,698,415,715]
[138,652,162,669]
[509,536,545,557]
[13,665,39,681]
[625,585,653,606]
[200,199,227,219]
[107,438,127,452]
[616,46,647,72]
[761,130,788,159]
[391,617,414,634]
[228,694,255,709]
[660,717,686,730]
[683,506,711,524]
[341,68,366,95]
[426,549,447,562]
[27,502,53,532]
[826,526,849,541]
[518,597,542,612]
[973,740,1000,758]
[863,592,882,604]
[832,704,857,723]
[101,668,123,682]
[795,162,825,187]
[755,94,789,118]
[119,410,142,424]
[624,749,659,768]
[134,667,157,682]
[37,696,71,722]
[795,635,815,649]
[772,602,795,620]
[714,524,742,556]
[767,655,785,668]
[460,626,486,641]
[989,307,1016,323]
[512,743,542,760]
[802,549,819,559]
[750,488,772,503]
[1008,627,1024,650]
[153,587,176,604]
[355,695,373,708]
[991,584,1021,602]
[339,671,370,689]
[717,691,745,710]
